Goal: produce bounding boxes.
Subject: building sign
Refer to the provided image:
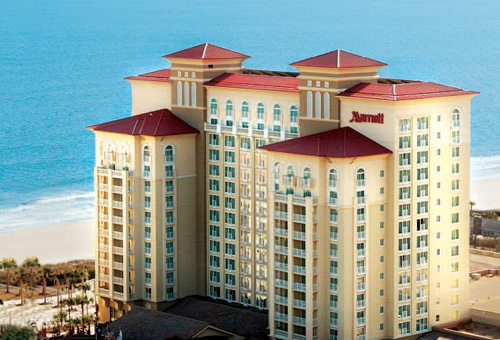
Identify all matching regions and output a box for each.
[349,111,384,124]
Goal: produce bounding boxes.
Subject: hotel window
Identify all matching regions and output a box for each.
[165,145,174,163]
[452,147,460,158]
[399,204,410,218]
[399,136,411,150]
[357,208,366,223]
[417,151,428,165]
[224,212,235,225]
[417,117,429,130]
[399,220,410,234]
[329,191,338,206]
[240,137,251,151]
[224,151,235,163]
[356,169,366,187]
[209,164,219,177]
[451,262,459,273]
[166,196,174,209]
[330,294,338,309]
[209,255,220,268]
[209,240,220,253]
[255,138,266,149]
[144,180,151,193]
[417,184,428,198]
[166,226,174,239]
[399,271,410,285]
[225,243,236,256]
[210,99,218,124]
[225,273,236,286]
[452,196,460,207]
[225,100,234,126]
[437,148,441,156]
[330,260,338,275]
[399,186,410,200]
[417,235,428,248]
[241,101,250,128]
[399,238,410,251]
[452,179,460,190]
[257,102,265,122]
[417,134,428,147]
[399,255,410,269]
[145,211,151,224]
[399,119,411,133]
[452,213,459,223]
[209,134,219,146]
[398,304,411,319]
[452,131,461,144]
[225,135,235,148]
[324,93,330,119]
[452,229,459,240]
[315,92,321,118]
[225,197,235,210]
[144,196,151,209]
[145,226,151,239]
[399,170,410,183]
[451,245,459,256]
[209,149,219,161]
[330,208,338,224]
[225,182,235,194]
[452,109,461,128]
[191,82,196,106]
[416,301,428,315]
[437,132,441,138]
[145,242,151,255]
[399,153,411,166]
[166,256,174,270]
[184,82,189,106]
[166,211,174,224]
[177,81,182,105]
[210,285,220,298]
[417,217,428,231]
[417,201,428,215]
[329,169,338,188]
[166,241,175,255]
[210,270,220,283]
[209,179,219,192]
[417,168,428,181]
[209,210,220,223]
[165,180,174,194]
[416,318,428,332]
[357,190,366,205]
[417,251,428,265]
[225,258,235,271]
[273,104,281,131]
[290,105,298,132]
[307,91,313,118]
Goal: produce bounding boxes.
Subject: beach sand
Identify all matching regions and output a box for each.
[0,220,94,264]
[471,178,500,211]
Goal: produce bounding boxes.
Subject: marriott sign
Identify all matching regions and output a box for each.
[349,111,384,124]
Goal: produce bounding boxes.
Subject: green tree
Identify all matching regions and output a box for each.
[12,267,28,306]
[39,267,52,305]
[52,310,67,333]
[0,325,35,340]
[1,257,17,294]
[21,257,40,298]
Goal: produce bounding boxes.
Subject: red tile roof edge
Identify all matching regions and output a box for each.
[204,73,300,93]
[291,49,387,69]
[163,43,250,60]
[124,69,171,83]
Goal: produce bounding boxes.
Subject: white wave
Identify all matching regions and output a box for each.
[471,155,500,181]
[0,191,94,235]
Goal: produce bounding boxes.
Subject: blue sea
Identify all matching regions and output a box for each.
[0,0,499,234]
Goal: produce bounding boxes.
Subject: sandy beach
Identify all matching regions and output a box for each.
[0,220,94,264]
[471,178,500,211]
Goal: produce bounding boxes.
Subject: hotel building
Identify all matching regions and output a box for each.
[88,43,477,339]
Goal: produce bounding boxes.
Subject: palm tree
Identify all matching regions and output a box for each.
[12,267,28,306]
[52,311,67,333]
[61,297,76,333]
[39,267,52,305]
[1,257,17,294]
[77,282,92,314]
[22,256,40,298]
[50,270,65,307]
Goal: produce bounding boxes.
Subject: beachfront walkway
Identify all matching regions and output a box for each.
[0,280,96,330]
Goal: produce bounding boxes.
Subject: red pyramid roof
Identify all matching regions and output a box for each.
[204,73,299,93]
[163,43,250,60]
[259,127,391,158]
[291,49,387,69]
[337,82,479,101]
[87,109,199,137]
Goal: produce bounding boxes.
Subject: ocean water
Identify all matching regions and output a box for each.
[0,0,499,234]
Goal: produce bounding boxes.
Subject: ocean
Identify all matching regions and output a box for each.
[0,0,499,233]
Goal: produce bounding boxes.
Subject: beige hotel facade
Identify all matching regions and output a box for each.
[88,43,478,339]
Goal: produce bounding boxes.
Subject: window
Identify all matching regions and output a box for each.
[451,262,459,273]
[399,221,410,234]
[417,117,428,130]
[452,229,459,240]
[273,104,281,127]
[452,109,461,128]
[399,153,411,166]
[399,204,410,218]
[399,136,411,149]
[452,179,460,190]
[307,91,313,118]
[399,119,411,133]
[177,81,182,105]
[165,145,174,163]
[224,151,235,163]
[417,201,428,215]
[209,224,220,237]
[224,136,235,148]
[356,169,365,187]
[209,255,220,268]
[324,93,330,119]
[417,168,428,181]
[145,242,151,255]
[451,245,459,256]
[417,151,428,165]
[399,186,410,200]
[257,102,265,121]
[315,92,321,118]
[399,238,410,251]
[399,170,410,183]
[380,187,384,195]
[452,163,460,174]
[452,213,459,224]
[209,179,219,192]
[209,240,220,253]
[290,105,298,129]
[225,100,233,126]
[380,273,384,280]
[209,164,219,176]
[209,149,219,161]
[209,134,219,146]
[417,218,428,231]
[209,210,220,223]
[417,134,428,147]
[184,82,189,106]
[329,169,338,188]
[452,196,460,207]
[241,101,249,123]
[191,82,196,106]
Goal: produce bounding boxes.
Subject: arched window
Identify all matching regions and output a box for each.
[120,144,129,163]
[452,109,460,128]
[191,82,196,107]
[241,101,249,120]
[165,145,174,163]
[257,103,265,120]
[315,92,321,119]
[210,98,218,115]
[105,142,115,161]
[286,165,296,177]
[329,169,338,189]
[324,93,330,119]
[184,82,189,106]
[273,104,281,122]
[273,163,280,181]
[303,167,312,179]
[143,145,150,163]
[307,91,313,118]
[226,100,234,126]
[290,105,298,124]
[177,82,182,105]
[356,169,366,188]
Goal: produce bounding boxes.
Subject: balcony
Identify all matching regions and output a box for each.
[275,279,288,289]
[275,312,288,323]
[275,262,288,272]
[293,249,306,257]
[292,316,306,326]
[275,245,288,255]
[274,330,288,339]
[330,283,338,292]
[275,227,288,237]
[112,246,123,255]
[98,198,109,206]
[112,216,123,224]
[330,232,337,241]
[357,214,366,223]
[293,282,306,292]
[112,231,123,239]
[275,211,288,220]
[293,214,306,223]
[293,231,306,240]
[112,185,122,193]
[98,259,108,267]
[330,301,338,309]
[98,183,108,191]
[99,213,109,221]
[293,299,306,309]
[357,300,366,309]
[357,266,366,275]
[142,171,151,178]
[356,334,366,340]
[293,265,306,275]
[166,232,175,240]
[275,295,288,305]
[357,231,366,240]
[356,179,366,188]
[167,278,175,286]
[98,228,108,237]
[292,334,307,340]
[112,277,124,285]
[357,196,366,205]
[167,293,175,301]
[357,317,366,326]
[99,273,109,282]
[166,247,175,256]
[112,261,123,268]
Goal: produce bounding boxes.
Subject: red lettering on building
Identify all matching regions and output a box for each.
[349,111,384,124]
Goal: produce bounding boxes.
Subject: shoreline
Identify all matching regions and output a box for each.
[0,220,94,265]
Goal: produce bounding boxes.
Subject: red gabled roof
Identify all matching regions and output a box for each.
[259,127,391,158]
[87,109,199,137]
[125,69,171,83]
[337,82,479,101]
[204,73,300,93]
[163,43,249,60]
[291,49,387,69]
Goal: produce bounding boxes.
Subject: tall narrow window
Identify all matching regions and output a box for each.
[210,99,218,124]
[307,91,313,118]
[184,82,189,106]
[257,103,265,130]
[324,93,330,119]
[177,81,182,105]
[273,104,281,132]
[315,92,321,118]
[356,169,366,188]
[329,169,338,189]
[165,145,174,163]
[226,100,233,126]
[241,101,249,128]
[191,82,196,107]
[452,109,461,128]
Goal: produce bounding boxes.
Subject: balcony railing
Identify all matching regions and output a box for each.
[293,214,306,223]
[112,277,123,285]
[275,295,288,305]
[275,227,288,237]
[293,265,306,275]
[275,211,288,220]
[293,299,306,309]
[293,282,306,292]
[292,316,306,326]
[275,279,288,288]
[357,317,366,326]
[293,249,306,257]
[112,231,123,239]
[275,245,288,255]
[275,262,288,271]
[112,246,123,255]
[275,312,288,323]
[293,231,306,240]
